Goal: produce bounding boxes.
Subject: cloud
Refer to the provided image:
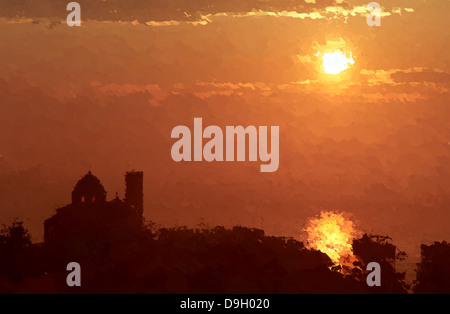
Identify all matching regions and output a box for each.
[0,0,344,22]
[0,0,415,26]
[391,68,450,84]
[360,68,450,90]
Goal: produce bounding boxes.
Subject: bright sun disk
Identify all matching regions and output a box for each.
[322,51,355,75]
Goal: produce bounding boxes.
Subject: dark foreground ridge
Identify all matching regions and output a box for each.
[3,218,448,294]
[0,171,448,293]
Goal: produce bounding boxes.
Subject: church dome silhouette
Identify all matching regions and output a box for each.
[71,171,106,204]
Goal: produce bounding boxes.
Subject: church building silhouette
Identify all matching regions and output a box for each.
[44,171,144,248]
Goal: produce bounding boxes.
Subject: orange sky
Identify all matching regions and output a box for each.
[0,0,449,278]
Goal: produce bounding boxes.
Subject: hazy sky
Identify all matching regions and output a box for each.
[0,0,449,275]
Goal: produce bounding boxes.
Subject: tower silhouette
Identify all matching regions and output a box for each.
[125,171,144,217]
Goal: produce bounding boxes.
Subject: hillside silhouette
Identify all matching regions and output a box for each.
[0,219,414,294]
[0,170,446,294]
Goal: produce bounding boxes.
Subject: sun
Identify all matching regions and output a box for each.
[322,50,355,75]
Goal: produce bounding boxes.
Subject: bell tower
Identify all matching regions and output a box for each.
[125,171,144,217]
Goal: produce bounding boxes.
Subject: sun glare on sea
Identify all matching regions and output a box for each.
[322,50,355,75]
[304,211,361,265]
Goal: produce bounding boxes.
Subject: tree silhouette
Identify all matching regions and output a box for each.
[414,241,450,294]
[351,234,409,293]
[1,219,449,293]
[0,220,32,282]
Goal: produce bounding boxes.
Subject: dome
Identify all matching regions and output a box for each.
[71,171,107,204]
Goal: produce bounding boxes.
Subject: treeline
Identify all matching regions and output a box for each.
[0,221,448,293]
